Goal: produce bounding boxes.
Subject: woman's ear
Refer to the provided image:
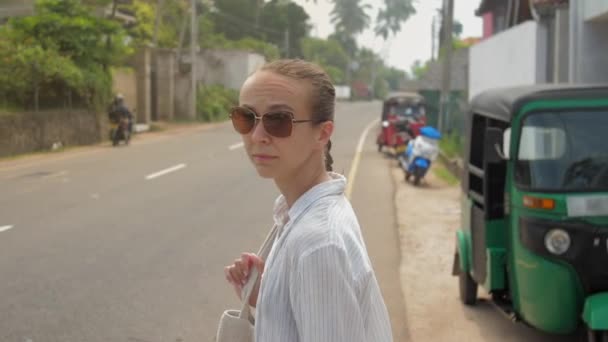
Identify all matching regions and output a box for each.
[318,121,334,147]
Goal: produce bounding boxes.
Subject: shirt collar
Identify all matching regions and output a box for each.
[273,172,346,227]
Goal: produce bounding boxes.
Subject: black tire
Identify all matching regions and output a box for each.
[413,167,425,186]
[588,329,608,342]
[113,127,122,146]
[112,133,119,146]
[405,172,411,182]
[377,143,382,152]
[458,253,478,306]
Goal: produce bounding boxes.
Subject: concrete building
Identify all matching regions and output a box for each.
[469,0,608,100]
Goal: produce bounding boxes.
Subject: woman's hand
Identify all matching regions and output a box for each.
[224,253,265,307]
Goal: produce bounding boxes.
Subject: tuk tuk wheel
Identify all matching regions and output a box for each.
[457,253,477,306]
[587,329,608,342]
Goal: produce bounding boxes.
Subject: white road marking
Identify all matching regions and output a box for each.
[229,142,244,151]
[145,163,187,180]
[41,170,68,179]
[0,225,14,233]
[345,119,379,200]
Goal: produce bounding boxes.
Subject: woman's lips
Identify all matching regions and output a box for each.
[252,154,278,162]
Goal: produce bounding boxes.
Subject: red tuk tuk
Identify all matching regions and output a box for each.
[377,91,426,156]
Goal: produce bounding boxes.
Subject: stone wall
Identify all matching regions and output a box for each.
[0,110,103,158]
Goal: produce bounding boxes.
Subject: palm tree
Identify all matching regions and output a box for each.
[330,0,371,37]
[375,0,416,40]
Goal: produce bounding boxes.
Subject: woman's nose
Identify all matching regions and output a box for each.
[250,119,270,143]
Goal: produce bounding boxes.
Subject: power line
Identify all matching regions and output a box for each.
[210,8,284,36]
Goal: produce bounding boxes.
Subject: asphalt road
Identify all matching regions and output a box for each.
[0,101,406,342]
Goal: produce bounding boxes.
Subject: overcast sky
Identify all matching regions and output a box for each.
[293,0,482,73]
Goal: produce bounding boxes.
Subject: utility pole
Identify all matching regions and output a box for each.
[190,0,197,120]
[431,15,436,61]
[439,0,454,134]
[150,0,163,122]
[283,28,290,58]
[152,0,163,48]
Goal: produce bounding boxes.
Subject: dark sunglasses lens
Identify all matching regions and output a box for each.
[230,108,255,134]
[263,112,292,138]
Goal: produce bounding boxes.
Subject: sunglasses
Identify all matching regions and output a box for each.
[229,106,317,138]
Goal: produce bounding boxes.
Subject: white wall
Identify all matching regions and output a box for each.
[173,49,266,119]
[197,50,266,91]
[585,0,608,21]
[247,53,266,78]
[469,21,547,101]
[335,86,351,100]
[570,0,608,82]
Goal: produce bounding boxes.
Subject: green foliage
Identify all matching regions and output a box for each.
[439,132,464,159]
[301,37,348,83]
[211,0,257,41]
[0,0,129,111]
[327,31,357,58]
[127,0,155,48]
[351,47,379,83]
[259,0,310,58]
[375,0,416,40]
[14,0,128,67]
[153,0,189,48]
[196,85,238,122]
[209,0,309,59]
[410,59,431,80]
[330,0,371,37]
[373,78,389,100]
[433,163,459,185]
[0,39,81,104]
[379,66,407,91]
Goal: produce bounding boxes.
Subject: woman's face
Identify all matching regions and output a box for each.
[237,71,333,179]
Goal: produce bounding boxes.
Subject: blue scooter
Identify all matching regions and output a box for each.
[398,126,441,186]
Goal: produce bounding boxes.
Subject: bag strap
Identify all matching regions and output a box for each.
[239,224,279,320]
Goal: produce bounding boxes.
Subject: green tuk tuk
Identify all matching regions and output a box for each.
[452,84,608,340]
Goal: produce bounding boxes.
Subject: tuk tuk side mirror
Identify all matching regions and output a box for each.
[485,127,507,164]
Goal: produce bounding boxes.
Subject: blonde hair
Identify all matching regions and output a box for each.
[259,59,336,171]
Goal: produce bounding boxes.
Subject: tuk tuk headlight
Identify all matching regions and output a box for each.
[544,229,571,255]
[382,121,390,128]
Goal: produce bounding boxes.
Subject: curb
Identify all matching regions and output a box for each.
[437,150,463,180]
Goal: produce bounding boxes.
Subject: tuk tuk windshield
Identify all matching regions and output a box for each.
[388,103,425,119]
[516,109,608,191]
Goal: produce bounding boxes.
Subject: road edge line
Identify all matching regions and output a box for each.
[345,118,379,200]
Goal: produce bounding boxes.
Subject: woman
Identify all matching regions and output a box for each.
[224,59,393,342]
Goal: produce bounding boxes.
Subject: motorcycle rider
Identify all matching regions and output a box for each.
[108,93,134,134]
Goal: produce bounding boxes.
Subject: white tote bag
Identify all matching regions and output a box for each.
[216,225,278,342]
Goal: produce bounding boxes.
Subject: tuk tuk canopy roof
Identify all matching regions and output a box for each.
[384,91,424,103]
[469,84,608,122]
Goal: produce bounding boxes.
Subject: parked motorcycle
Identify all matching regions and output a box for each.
[398,126,441,185]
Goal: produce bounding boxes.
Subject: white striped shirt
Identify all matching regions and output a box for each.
[255,173,393,342]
